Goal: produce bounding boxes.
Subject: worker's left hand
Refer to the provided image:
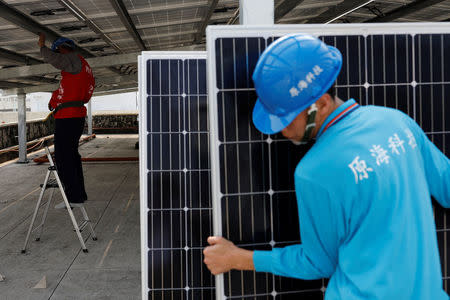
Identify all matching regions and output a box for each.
[38,33,45,48]
[203,236,240,275]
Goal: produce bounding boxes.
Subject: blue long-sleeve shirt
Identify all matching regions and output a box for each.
[253,99,450,300]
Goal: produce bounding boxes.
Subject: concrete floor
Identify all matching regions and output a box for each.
[0,135,140,299]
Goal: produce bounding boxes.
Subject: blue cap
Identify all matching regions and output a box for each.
[252,34,342,134]
[51,37,75,52]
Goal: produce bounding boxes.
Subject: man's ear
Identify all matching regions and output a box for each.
[315,93,333,115]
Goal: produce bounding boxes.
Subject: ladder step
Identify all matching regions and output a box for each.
[30,224,43,233]
[78,221,88,232]
[40,179,58,189]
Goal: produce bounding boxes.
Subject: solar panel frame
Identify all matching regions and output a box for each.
[139,51,210,300]
[206,23,450,300]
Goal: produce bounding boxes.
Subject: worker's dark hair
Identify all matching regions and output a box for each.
[326,83,336,99]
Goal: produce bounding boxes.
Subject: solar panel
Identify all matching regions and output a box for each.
[206,23,450,299]
[139,51,215,300]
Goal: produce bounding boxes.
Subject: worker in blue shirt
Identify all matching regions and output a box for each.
[203,34,450,299]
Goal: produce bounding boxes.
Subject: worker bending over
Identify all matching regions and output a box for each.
[203,34,450,300]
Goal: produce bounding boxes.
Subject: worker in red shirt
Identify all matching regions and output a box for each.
[38,33,95,208]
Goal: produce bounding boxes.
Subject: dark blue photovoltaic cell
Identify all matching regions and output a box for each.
[270,141,311,191]
[186,96,208,132]
[147,59,183,95]
[413,34,450,160]
[147,172,185,210]
[147,133,185,170]
[368,85,414,117]
[146,57,214,300]
[217,91,266,142]
[150,290,186,300]
[416,84,450,133]
[185,171,211,209]
[274,276,323,295]
[186,133,209,170]
[221,194,271,244]
[184,59,207,95]
[148,250,186,289]
[190,290,215,299]
[414,34,450,83]
[147,96,184,132]
[272,194,300,243]
[213,32,450,299]
[367,35,413,84]
[148,210,185,248]
[215,38,266,89]
[187,210,213,247]
[219,142,270,195]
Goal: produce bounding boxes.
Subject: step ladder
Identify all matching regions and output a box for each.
[22,141,97,253]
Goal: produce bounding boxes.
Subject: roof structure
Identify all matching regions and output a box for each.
[0,0,449,96]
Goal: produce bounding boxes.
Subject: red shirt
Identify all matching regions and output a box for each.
[49,55,95,119]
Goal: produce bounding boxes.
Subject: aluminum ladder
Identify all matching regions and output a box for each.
[22,141,97,253]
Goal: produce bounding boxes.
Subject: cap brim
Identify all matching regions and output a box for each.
[252,99,304,135]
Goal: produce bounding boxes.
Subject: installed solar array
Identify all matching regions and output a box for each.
[139,52,215,299]
[207,24,450,299]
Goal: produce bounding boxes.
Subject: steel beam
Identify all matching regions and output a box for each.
[0,14,234,46]
[93,83,137,95]
[35,30,198,49]
[275,0,305,21]
[0,47,42,65]
[0,47,59,88]
[136,13,233,30]
[24,76,59,84]
[16,28,199,55]
[195,0,219,42]
[0,0,93,59]
[37,0,237,25]
[366,0,449,22]
[0,81,32,88]
[0,0,125,77]
[227,8,239,25]
[0,74,137,96]
[109,0,147,50]
[58,0,123,53]
[0,52,139,81]
[305,0,374,24]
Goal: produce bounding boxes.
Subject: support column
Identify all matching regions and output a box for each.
[87,100,93,135]
[17,93,28,163]
[239,0,274,25]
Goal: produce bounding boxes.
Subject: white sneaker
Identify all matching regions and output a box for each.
[54,202,84,209]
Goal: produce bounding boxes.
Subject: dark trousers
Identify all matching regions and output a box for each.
[54,118,87,203]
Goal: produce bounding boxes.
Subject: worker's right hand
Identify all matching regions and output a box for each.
[203,236,238,275]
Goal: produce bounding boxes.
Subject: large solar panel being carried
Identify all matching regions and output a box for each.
[139,51,215,300]
[206,23,450,299]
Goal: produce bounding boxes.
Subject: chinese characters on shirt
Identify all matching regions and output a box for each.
[348,128,418,184]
